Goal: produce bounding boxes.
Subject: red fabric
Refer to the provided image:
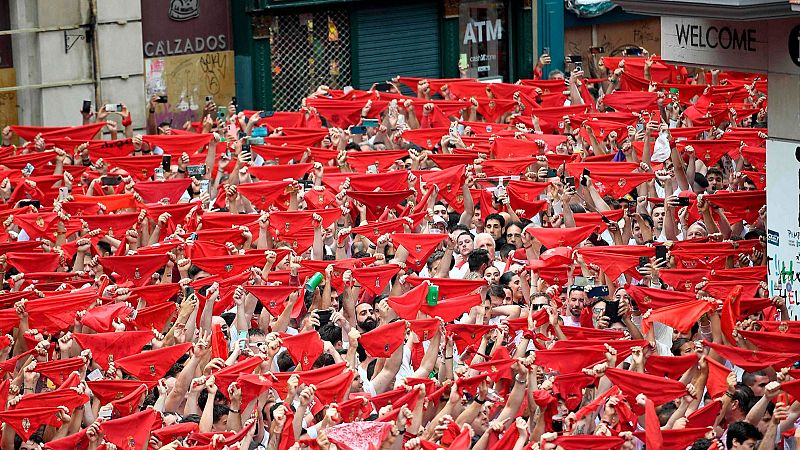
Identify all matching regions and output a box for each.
[192,253,264,276]
[642,300,714,334]
[589,171,655,199]
[213,356,264,398]
[132,302,177,332]
[386,282,427,320]
[554,435,625,450]
[527,225,597,249]
[25,288,98,334]
[605,367,687,406]
[553,372,596,410]
[686,399,723,428]
[0,406,63,440]
[236,181,292,211]
[420,293,482,322]
[110,383,147,416]
[99,254,169,287]
[80,302,132,332]
[408,318,440,341]
[133,179,191,203]
[705,190,765,223]
[99,408,158,450]
[559,326,625,340]
[578,245,655,280]
[738,329,800,353]
[405,277,486,300]
[706,357,733,400]
[87,379,157,405]
[645,353,698,379]
[141,133,212,155]
[704,340,800,372]
[348,190,413,217]
[390,233,448,271]
[248,163,313,181]
[644,397,663,450]
[603,91,660,112]
[351,264,400,296]
[115,342,192,381]
[104,155,166,181]
[565,161,640,177]
[657,269,709,292]
[281,330,324,369]
[245,285,303,317]
[633,428,710,450]
[480,158,538,177]
[347,150,408,173]
[720,285,743,343]
[78,213,140,238]
[446,324,496,349]
[758,321,800,334]
[530,345,607,374]
[5,252,60,273]
[313,369,355,404]
[469,348,515,382]
[129,283,181,306]
[418,164,467,212]
[677,139,739,166]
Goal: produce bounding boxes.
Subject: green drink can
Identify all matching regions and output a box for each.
[306,272,324,291]
[427,284,439,306]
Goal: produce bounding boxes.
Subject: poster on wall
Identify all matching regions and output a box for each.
[766,138,800,320]
[459,1,507,80]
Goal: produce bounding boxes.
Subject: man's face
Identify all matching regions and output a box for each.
[472,210,482,230]
[457,234,474,256]
[652,206,665,229]
[20,442,42,450]
[749,375,769,396]
[249,334,267,355]
[707,173,724,192]
[356,304,377,332]
[567,290,587,317]
[485,219,503,240]
[433,205,448,218]
[213,414,229,432]
[505,225,523,247]
[475,237,496,259]
[742,180,757,191]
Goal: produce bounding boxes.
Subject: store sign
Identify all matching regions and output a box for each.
[661,17,767,70]
[141,0,232,57]
[767,138,800,320]
[459,1,507,80]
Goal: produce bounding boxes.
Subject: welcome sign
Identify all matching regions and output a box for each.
[661,17,768,70]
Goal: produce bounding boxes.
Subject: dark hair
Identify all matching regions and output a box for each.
[732,384,756,415]
[742,370,767,387]
[707,167,724,178]
[467,249,490,272]
[248,327,265,337]
[345,142,360,151]
[498,271,517,287]
[213,404,230,423]
[726,421,762,448]
[688,438,714,450]
[694,173,709,189]
[318,322,343,346]
[637,213,654,229]
[487,284,507,300]
[498,244,516,259]
[670,338,692,356]
[276,351,295,372]
[180,414,202,424]
[485,213,505,228]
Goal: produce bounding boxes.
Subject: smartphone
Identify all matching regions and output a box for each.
[580,168,590,187]
[186,165,207,177]
[217,106,227,121]
[18,199,40,209]
[566,55,583,64]
[104,104,121,112]
[22,163,34,176]
[82,100,92,114]
[351,126,367,135]
[564,176,576,188]
[362,118,379,128]
[624,47,643,56]
[156,95,168,103]
[199,179,210,194]
[367,164,378,174]
[676,196,691,207]
[639,256,650,268]
[655,245,668,264]
[543,47,550,56]
[374,82,392,92]
[587,285,609,298]
[231,96,237,106]
[154,167,165,179]
[604,300,621,322]
[259,111,274,118]
[315,309,333,329]
[160,155,171,171]
[58,186,70,200]
[99,408,112,420]
[545,168,558,178]
[205,95,214,103]
[627,203,636,215]
[589,46,605,55]
[101,175,123,186]
[238,330,248,351]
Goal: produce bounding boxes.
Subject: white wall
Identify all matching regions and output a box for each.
[8,0,145,131]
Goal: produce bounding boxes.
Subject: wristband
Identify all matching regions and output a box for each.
[474,397,486,405]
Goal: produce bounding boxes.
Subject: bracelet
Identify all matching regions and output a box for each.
[724,391,734,398]
[474,397,486,405]
[368,244,376,249]
[177,168,186,173]
[444,355,453,360]
[230,409,241,414]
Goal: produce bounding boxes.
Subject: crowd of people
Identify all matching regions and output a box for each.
[0,51,791,450]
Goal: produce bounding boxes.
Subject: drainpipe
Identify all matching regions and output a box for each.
[89,0,101,107]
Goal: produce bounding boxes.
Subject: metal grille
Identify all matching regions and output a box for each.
[269,10,351,111]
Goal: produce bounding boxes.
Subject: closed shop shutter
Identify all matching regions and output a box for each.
[352,1,441,90]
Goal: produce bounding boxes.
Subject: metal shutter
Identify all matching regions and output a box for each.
[352,1,441,90]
